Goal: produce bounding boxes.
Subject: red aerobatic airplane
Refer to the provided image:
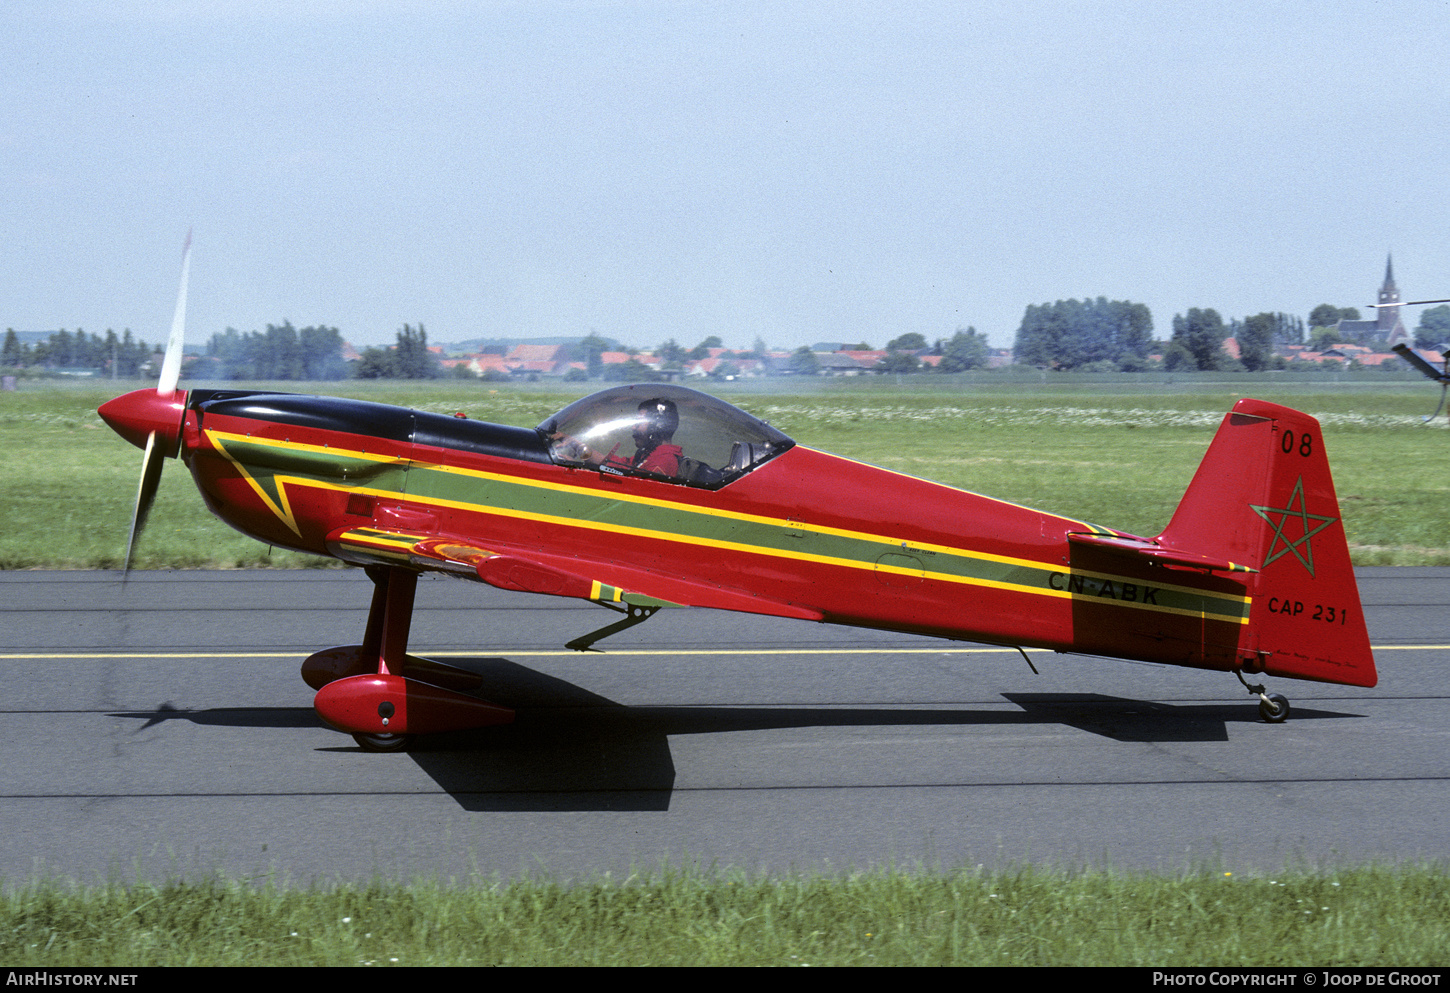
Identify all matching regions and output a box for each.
[99,242,1377,750]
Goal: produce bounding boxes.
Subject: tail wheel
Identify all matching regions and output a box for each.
[353,733,412,752]
[1258,693,1290,724]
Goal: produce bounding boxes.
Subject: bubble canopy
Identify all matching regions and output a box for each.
[538,384,794,488]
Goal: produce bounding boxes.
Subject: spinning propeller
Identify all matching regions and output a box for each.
[97,232,192,575]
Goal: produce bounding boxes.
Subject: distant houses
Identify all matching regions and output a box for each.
[1275,343,1411,369]
[417,340,1016,381]
[372,329,1437,381]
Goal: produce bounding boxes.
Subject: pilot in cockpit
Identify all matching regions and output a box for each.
[620,397,682,475]
[554,397,683,477]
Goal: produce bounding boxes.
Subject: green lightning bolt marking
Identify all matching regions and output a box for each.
[1249,476,1338,577]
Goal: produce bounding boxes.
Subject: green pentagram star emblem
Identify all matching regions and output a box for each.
[1249,477,1339,577]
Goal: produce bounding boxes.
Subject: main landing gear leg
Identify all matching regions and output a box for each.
[351,565,418,752]
[1236,669,1290,724]
[308,566,515,751]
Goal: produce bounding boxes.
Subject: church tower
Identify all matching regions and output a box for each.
[1332,255,1410,345]
[1377,254,1403,339]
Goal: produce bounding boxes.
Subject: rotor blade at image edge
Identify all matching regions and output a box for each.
[1392,343,1448,382]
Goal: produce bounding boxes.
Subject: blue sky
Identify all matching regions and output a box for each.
[4,1,1448,351]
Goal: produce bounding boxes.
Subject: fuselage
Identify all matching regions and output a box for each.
[162,387,1254,673]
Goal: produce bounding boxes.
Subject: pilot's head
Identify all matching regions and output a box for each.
[634,397,679,445]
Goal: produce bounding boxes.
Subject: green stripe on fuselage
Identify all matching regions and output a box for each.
[216,435,1250,625]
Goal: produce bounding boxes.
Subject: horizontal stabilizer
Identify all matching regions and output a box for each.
[1067,532,1258,574]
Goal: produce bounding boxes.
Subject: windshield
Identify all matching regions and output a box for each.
[538,384,793,488]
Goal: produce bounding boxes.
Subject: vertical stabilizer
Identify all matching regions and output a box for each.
[1157,399,1376,687]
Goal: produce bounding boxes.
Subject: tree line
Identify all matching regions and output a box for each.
[2,322,438,382]
[1161,309,1305,372]
[2,328,154,376]
[1009,296,1450,371]
[1011,301,1307,373]
[192,322,349,380]
[1413,305,1450,348]
[1012,298,1154,371]
[201,322,440,380]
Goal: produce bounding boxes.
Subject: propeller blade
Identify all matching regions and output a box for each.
[1370,298,1450,308]
[123,429,166,575]
[156,229,191,396]
[119,231,191,576]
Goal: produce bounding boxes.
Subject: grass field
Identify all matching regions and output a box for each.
[2,375,1446,568]
[4,864,1449,967]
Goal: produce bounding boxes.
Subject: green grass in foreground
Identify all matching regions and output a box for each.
[3,377,1449,568]
[4,865,1448,966]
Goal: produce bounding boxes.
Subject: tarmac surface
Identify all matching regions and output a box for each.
[1,567,1446,884]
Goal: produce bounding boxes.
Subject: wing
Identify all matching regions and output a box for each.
[326,524,825,622]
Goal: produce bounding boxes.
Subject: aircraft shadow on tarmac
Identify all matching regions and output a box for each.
[110,658,1364,813]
